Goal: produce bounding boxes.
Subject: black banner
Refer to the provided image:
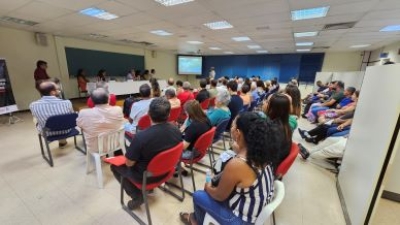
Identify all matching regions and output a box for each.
[0,59,18,115]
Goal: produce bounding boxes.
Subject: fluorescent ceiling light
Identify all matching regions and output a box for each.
[209,47,221,50]
[204,21,233,30]
[187,41,203,45]
[257,50,268,53]
[247,45,261,49]
[380,25,400,32]
[154,0,194,6]
[294,31,318,38]
[296,42,314,46]
[80,7,118,20]
[291,6,330,21]
[350,44,371,48]
[297,49,311,52]
[232,36,251,42]
[150,30,173,36]
[0,16,39,26]
[89,33,108,38]
[224,51,234,54]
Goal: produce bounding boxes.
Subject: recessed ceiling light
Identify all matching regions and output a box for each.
[257,50,268,53]
[150,30,173,36]
[224,51,234,54]
[296,42,314,46]
[0,16,39,26]
[80,7,118,20]
[350,44,371,48]
[380,25,400,32]
[297,49,311,52]
[154,0,194,6]
[232,36,251,42]
[187,41,203,45]
[204,21,233,30]
[209,47,221,50]
[294,31,318,38]
[247,45,261,49]
[291,6,330,21]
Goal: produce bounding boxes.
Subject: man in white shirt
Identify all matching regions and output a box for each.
[162,78,176,96]
[125,84,153,133]
[209,67,216,80]
[217,79,228,94]
[126,69,135,80]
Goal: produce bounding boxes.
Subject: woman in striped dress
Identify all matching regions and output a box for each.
[179,112,280,225]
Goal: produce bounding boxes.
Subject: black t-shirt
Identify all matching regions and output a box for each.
[227,95,244,130]
[125,123,182,180]
[196,89,210,103]
[184,119,212,150]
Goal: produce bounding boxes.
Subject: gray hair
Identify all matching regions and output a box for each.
[165,88,176,98]
[183,81,191,90]
[216,90,231,106]
[91,88,109,105]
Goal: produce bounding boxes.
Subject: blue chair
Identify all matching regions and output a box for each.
[38,113,86,167]
[240,104,249,113]
[209,118,231,163]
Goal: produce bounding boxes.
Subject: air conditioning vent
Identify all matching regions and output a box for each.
[322,22,356,31]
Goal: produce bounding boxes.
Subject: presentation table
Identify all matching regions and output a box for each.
[86,80,167,96]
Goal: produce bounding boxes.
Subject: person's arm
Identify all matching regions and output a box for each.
[125,135,141,167]
[337,119,352,130]
[183,141,190,150]
[321,99,336,107]
[126,159,136,167]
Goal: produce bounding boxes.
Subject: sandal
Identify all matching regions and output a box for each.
[179,212,194,225]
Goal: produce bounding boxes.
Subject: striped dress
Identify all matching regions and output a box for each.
[228,157,275,223]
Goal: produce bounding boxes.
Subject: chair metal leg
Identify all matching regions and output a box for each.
[120,177,147,225]
[190,163,196,192]
[44,139,54,167]
[74,135,86,155]
[272,212,276,225]
[38,134,45,159]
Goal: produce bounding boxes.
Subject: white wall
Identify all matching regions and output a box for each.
[321,52,363,72]
[370,41,400,65]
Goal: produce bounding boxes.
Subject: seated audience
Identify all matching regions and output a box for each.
[237,77,244,91]
[318,90,359,123]
[268,79,280,94]
[217,79,228,93]
[77,88,125,152]
[111,98,182,209]
[227,81,244,130]
[284,84,302,117]
[177,81,194,107]
[126,69,135,80]
[208,80,218,98]
[240,84,252,107]
[30,81,74,148]
[149,78,161,97]
[87,93,117,108]
[176,80,184,95]
[336,87,356,109]
[316,80,328,92]
[195,79,210,103]
[77,69,89,92]
[162,78,176,95]
[165,89,181,108]
[125,84,153,133]
[206,90,231,126]
[179,112,278,225]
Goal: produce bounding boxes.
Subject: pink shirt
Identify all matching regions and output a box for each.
[169,98,181,109]
[77,104,125,153]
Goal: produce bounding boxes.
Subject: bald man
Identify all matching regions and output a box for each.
[30,81,74,147]
[162,77,176,96]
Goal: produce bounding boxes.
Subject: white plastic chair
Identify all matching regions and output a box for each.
[203,180,285,225]
[86,128,126,188]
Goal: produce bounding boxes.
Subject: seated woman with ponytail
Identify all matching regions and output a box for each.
[179,112,280,225]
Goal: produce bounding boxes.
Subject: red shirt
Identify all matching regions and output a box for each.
[34,68,49,81]
[177,90,194,107]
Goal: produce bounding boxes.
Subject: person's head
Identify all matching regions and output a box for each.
[148,97,170,124]
[165,89,176,99]
[139,83,151,98]
[344,86,356,97]
[250,82,257,91]
[97,69,106,77]
[227,80,238,92]
[183,81,191,90]
[271,80,277,85]
[244,78,251,86]
[289,79,298,86]
[222,79,228,86]
[176,80,183,88]
[241,84,250,94]
[284,84,301,117]
[316,80,323,87]
[91,88,109,105]
[335,81,345,90]
[231,112,279,168]
[215,90,231,107]
[168,78,174,86]
[352,90,360,102]
[38,81,57,96]
[199,79,207,89]
[265,80,271,88]
[151,69,155,74]
[206,77,211,85]
[77,69,85,77]
[36,60,47,69]
[256,80,265,90]
[210,80,217,88]
[238,77,243,84]
[184,100,209,123]
[210,67,215,71]
[144,70,149,75]
[263,93,292,141]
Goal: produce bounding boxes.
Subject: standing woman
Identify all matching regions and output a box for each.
[149,78,161,97]
[77,69,89,92]
[96,69,107,82]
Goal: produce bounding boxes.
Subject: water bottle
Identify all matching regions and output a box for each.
[206,169,212,183]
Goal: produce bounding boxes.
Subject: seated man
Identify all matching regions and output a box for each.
[111,97,182,209]
[165,89,181,108]
[195,79,210,103]
[162,78,176,96]
[77,88,125,153]
[227,81,243,130]
[30,81,74,147]
[124,84,153,133]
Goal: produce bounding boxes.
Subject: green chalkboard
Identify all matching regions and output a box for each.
[65,47,145,77]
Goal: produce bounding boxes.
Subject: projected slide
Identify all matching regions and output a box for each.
[178,56,202,75]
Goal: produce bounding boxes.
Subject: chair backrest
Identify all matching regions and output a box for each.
[193,127,216,159]
[200,98,210,110]
[254,181,285,225]
[168,107,182,122]
[214,118,230,142]
[137,114,152,131]
[275,142,299,179]
[208,97,216,108]
[147,142,184,177]
[97,127,126,155]
[44,113,78,132]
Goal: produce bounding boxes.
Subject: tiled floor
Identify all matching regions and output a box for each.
[0,112,346,225]
[371,198,400,225]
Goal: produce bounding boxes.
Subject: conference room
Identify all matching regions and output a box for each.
[0,0,399,224]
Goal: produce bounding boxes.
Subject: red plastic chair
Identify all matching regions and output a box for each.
[208,97,216,108]
[275,142,299,180]
[200,98,210,110]
[168,107,182,123]
[137,114,151,132]
[193,91,199,99]
[181,127,216,194]
[121,142,185,225]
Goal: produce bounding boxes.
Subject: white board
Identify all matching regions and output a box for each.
[338,64,400,225]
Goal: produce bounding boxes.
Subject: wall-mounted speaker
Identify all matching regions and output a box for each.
[35,32,48,46]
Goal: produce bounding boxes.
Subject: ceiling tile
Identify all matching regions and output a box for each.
[39,0,105,11]
[0,0,31,12]
[96,1,138,17]
[11,1,73,20]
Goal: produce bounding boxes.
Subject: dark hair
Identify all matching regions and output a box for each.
[148,97,170,123]
[36,60,47,68]
[91,88,109,105]
[139,84,151,98]
[227,80,238,92]
[264,93,292,142]
[206,77,211,84]
[151,69,155,73]
[336,81,345,89]
[241,84,250,94]
[244,78,251,86]
[165,89,176,98]
[38,81,56,96]
[346,86,356,95]
[199,79,207,88]
[222,79,228,86]
[235,112,279,168]
[184,100,209,124]
[143,70,149,75]
[176,80,183,87]
[210,80,217,87]
[284,84,301,117]
[355,90,360,98]
[97,69,106,81]
[77,69,85,77]
[271,80,277,85]
[256,80,266,91]
[149,78,161,97]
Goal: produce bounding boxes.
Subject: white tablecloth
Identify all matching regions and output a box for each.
[86,80,167,96]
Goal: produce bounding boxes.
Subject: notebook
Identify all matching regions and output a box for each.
[103,155,126,166]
